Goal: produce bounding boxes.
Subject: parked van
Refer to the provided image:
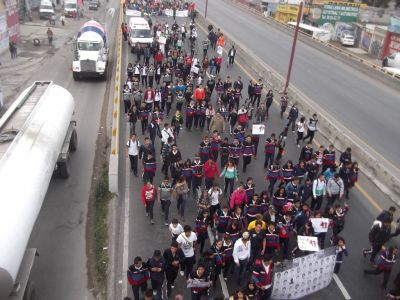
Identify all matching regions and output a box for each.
[64,0,83,17]
[382,52,400,68]
[127,17,153,52]
[39,0,55,19]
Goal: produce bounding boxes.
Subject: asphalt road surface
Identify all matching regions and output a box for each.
[193,0,400,172]
[25,3,118,300]
[122,15,400,300]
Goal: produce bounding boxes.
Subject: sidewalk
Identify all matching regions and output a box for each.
[0,13,82,114]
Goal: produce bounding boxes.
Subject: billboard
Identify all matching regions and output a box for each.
[4,0,20,42]
[317,2,360,25]
[388,16,400,34]
[0,13,8,53]
[381,32,400,59]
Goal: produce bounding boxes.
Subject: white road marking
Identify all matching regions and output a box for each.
[333,274,352,300]
[208,227,230,299]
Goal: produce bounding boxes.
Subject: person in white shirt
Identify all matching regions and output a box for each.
[208,184,222,228]
[169,218,184,241]
[126,133,140,176]
[311,173,326,211]
[161,123,174,148]
[233,231,251,284]
[176,225,197,278]
[296,116,306,147]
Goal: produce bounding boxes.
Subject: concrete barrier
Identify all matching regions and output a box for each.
[196,14,400,203]
[108,4,123,194]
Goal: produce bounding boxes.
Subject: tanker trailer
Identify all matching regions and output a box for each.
[0,81,77,300]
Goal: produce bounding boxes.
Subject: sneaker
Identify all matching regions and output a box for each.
[297,144,300,148]
[292,131,295,133]
[224,277,227,281]
[171,284,175,289]
[362,249,367,258]
[145,212,149,217]
[180,271,184,276]
[165,222,169,226]
[151,219,155,224]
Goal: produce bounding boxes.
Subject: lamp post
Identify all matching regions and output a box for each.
[283,1,303,94]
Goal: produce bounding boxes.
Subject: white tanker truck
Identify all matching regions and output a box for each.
[0,81,77,300]
[72,20,108,80]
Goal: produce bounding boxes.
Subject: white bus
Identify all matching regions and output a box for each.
[287,22,331,42]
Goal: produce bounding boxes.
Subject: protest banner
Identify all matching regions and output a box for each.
[297,235,320,252]
[309,218,330,233]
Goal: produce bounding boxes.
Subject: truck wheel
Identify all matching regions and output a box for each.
[58,155,71,179]
[23,281,36,300]
[69,129,78,152]
[73,72,80,81]
[101,69,107,81]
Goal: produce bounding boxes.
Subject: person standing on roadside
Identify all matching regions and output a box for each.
[47,28,53,46]
[228,45,236,66]
[287,103,299,132]
[303,113,318,143]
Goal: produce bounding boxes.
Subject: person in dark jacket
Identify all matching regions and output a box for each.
[127,256,150,300]
[147,250,166,298]
[286,104,299,132]
[251,255,275,299]
[147,119,161,145]
[334,236,348,274]
[163,241,185,298]
[363,221,400,263]
[364,246,398,289]
[339,147,352,166]
[187,264,211,300]
[377,207,396,224]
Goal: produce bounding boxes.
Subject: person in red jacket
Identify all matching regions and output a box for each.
[203,158,220,190]
[154,51,163,65]
[141,182,157,224]
[194,85,206,103]
[229,184,247,210]
[252,256,275,299]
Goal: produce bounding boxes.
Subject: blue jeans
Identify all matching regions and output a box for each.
[237,258,248,284]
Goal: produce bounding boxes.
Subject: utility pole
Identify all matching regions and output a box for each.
[284,1,303,94]
[205,0,209,18]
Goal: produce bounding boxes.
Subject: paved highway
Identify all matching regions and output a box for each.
[122,15,400,300]
[193,0,400,172]
[25,3,118,300]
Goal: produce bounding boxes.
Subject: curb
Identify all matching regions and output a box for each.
[108,4,123,194]
[228,0,400,81]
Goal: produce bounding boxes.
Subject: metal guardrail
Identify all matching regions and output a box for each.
[108,2,123,194]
